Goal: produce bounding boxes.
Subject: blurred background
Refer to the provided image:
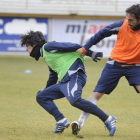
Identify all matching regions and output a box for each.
[0,0,139,56]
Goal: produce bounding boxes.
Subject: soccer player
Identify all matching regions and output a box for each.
[71,4,140,136]
[20,30,116,135]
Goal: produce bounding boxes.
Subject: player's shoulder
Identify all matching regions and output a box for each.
[112,19,124,27]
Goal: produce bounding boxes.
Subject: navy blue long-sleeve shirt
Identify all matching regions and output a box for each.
[43,41,93,88]
[84,20,124,51]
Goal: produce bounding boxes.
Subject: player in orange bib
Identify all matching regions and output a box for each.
[71,4,140,136]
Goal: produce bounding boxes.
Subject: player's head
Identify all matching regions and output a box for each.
[20,30,47,54]
[125,4,140,29]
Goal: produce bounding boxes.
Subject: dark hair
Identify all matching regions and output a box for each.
[125,4,140,20]
[20,30,47,47]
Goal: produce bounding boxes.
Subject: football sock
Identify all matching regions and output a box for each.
[57,118,67,123]
[105,116,112,122]
[78,95,97,128]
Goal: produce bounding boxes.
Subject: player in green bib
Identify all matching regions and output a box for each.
[20,30,116,135]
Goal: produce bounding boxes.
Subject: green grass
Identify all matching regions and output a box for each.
[0,55,140,140]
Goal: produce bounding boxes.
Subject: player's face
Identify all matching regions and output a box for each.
[126,13,140,29]
[26,44,33,54]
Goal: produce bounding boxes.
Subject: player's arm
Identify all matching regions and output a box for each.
[44,41,103,62]
[84,19,124,51]
[44,41,82,53]
[45,67,58,88]
[37,67,58,94]
[77,19,124,57]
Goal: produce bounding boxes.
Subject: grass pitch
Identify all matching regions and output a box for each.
[0,55,140,140]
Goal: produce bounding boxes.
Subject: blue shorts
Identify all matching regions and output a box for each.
[94,64,140,94]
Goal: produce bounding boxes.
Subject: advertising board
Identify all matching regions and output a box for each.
[0,17,48,53]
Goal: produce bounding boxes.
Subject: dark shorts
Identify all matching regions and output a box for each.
[38,70,87,102]
[94,64,140,94]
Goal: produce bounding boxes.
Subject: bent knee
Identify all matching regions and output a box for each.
[92,92,104,100]
[36,91,44,103]
[69,98,81,107]
[36,91,41,102]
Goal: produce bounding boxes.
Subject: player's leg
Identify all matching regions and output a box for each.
[71,94,99,135]
[61,70,108,119]
[77,92,104,128]
[61,70,115,136]
[36,84,70,133]
[72,64,123,136]
[135,85,140,92]
[125,66,140,93]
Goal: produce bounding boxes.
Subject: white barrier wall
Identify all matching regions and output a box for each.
[0,0,139,16]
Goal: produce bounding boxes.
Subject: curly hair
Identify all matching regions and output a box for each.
[126,4,140,20]
[20,30,47,47]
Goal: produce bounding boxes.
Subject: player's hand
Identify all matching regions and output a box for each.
[91,52,103,62]
[76,48,86,57]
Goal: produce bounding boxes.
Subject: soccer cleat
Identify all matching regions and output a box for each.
[104,116,117,136]
[52,118,70,133]
[71,121,81,135]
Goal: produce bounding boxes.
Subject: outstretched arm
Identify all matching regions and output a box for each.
[77,20,124,57]
[84,20,124,51]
